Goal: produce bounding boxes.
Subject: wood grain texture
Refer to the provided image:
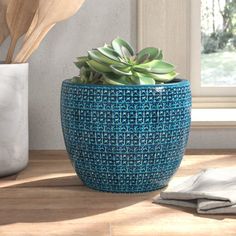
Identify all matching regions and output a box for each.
[14,0,85,63]
[5,0,39,63]
[0,0,10,46]
[24,9,38,42]
[138,0,190,79]
[22,23,55,62]
[0,150,236,236]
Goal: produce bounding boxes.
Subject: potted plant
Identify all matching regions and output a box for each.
[61,38,191,193]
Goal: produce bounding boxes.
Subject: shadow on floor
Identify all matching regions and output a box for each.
[0,175,159,225]
[1,158,236,226]
[156,203,236,220]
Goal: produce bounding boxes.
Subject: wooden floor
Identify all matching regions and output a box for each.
[0,150,236,236]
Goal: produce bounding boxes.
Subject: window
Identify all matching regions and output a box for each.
[191,0,236,97]
[138,0,236,110]
[201,0,236,87]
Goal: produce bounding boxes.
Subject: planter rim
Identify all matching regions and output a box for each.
[63,78,189,89]
[0,63,28,66]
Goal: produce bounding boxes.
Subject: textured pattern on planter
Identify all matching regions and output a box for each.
[61,79,191,193]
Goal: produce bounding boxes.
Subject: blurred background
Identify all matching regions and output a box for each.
[0,0,137,149]
[1,0,235,150]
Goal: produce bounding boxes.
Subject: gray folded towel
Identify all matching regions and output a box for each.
[153,168,236,214]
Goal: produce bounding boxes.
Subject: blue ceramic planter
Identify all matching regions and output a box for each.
[61,79,191,193]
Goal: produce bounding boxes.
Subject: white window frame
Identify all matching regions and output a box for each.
[138,0,236,108]
[137,0,236,127]
[191,0,236,107]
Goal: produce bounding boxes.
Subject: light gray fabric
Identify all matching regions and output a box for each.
[153,168,236,214]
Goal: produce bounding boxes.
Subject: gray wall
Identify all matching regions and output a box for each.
[1,0,233,149]
[28,0,137,149]
[188,129,236,149]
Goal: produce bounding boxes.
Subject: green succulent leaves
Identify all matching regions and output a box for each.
[103,73,131,85]
[136,47,163,64]
[134,60,175,74]
[88,50,116,65]
[87,60,112,73]
[110,64,132,76]
[111,37,134,58]
[74,56,88,69]
[97,47,120,61]
[73,37,178,85]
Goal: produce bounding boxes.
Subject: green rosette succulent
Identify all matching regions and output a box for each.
[73,37,178,85]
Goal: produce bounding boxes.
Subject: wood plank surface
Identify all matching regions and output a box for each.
[0,150,236,236]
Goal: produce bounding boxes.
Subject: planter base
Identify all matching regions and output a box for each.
[0,165,28,178]
[78,173,168,193]
[0,152,28,178]
[75,166,175,193]
[82,182,167,193]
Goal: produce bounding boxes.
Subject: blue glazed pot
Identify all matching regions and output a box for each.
[61,78,191,193]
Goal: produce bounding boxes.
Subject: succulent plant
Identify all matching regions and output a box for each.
[73,37,178,85]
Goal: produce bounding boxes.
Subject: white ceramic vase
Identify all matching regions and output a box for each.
[0,63,28,177]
